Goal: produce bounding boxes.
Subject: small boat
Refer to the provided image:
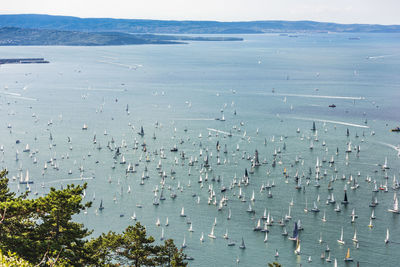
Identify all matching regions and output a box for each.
[239,237,246,249]
[99,199,104,211]
[385,228,390,244]
[263,231,268,242]
[329,104,336,108]
[337,227,345,245]
[288,222,299,240]
[341,190,349,205]
[160,227,164,241]
[352,229,358,243]
[181,235,187,249]
[344,248,353,262]
[138,126,144,136]
[391,127,400,132]
[223,229,229,239]
[311,121,316,132]
[321,211,327,222]
[208,225,216,239]
[82,124,88,130]
[19,170,33,184]
[388,193,399,213]
[294,239,301,255]
[368,218,374,228]
[311,201,320,212]
[180,207,186,217]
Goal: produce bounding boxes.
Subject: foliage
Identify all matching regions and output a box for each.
[0,249,33,267]
[0,170,186,266]
[86,222,187,267]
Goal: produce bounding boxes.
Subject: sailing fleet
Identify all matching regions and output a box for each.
[2,88,399,266]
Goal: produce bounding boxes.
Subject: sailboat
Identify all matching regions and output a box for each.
[200,232,204,242]
[352,229,358,243]
[281,227,288,236]
[19,170,33,184]
[160,228,165,241]
[368,218,374,228]
[344,248,353,262]
[208,225,216,239]
[181,235,187,249]
[385,228,390,244]
[388,193,399,213]
[223,229,229,239]
[253,219,262,231]
[337,227,345,245]
[99,199,104,211]
[294,239,301,255]
[370,209,376,219]
[288,222,299,240]
[180,207,186,217]
[311,201,320,212]
[239,237,246,249]
[264,231,268,242]
[341,190,349,205]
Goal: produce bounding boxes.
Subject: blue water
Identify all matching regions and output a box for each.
[0,33,400,266]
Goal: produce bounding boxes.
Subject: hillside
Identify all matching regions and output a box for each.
[0,14,399,33]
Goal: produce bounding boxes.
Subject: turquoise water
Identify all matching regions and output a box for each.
[0,33,400,266]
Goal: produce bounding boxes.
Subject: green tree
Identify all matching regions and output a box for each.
[114,222,158,266]
[0,170,93,266]
[157,239,187,267]
[0,170,186,266]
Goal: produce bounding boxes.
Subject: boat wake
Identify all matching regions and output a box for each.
[97,60,142,69]
[45,177,94,184]
[172,118,215,121]
[375,141,400,154]
[207,128,231,136]
[71,87,125,92]
[367,54,398,60]
[287,116,370,129]
[0,91,37,101]
[260,92,365,100]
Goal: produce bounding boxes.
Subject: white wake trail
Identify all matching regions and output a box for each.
[287,116,369,129]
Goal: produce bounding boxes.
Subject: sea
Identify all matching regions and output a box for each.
[0,33,400,266]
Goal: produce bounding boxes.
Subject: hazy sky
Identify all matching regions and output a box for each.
[1,0,400,25]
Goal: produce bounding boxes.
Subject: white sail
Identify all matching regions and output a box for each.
[180,207,186,217]
[208,225,216,239]
[385,228,390,243]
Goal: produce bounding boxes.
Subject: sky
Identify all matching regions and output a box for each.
[1,0,400,25]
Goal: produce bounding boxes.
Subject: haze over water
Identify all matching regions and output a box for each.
[1,33,400,266]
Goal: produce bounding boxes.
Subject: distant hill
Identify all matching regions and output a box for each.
[0,14,399,33]
[0,27,242,46]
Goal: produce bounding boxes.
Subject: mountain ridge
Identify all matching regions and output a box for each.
[1,14,400,33]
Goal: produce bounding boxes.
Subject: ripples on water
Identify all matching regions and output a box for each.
[0,33,400,266]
